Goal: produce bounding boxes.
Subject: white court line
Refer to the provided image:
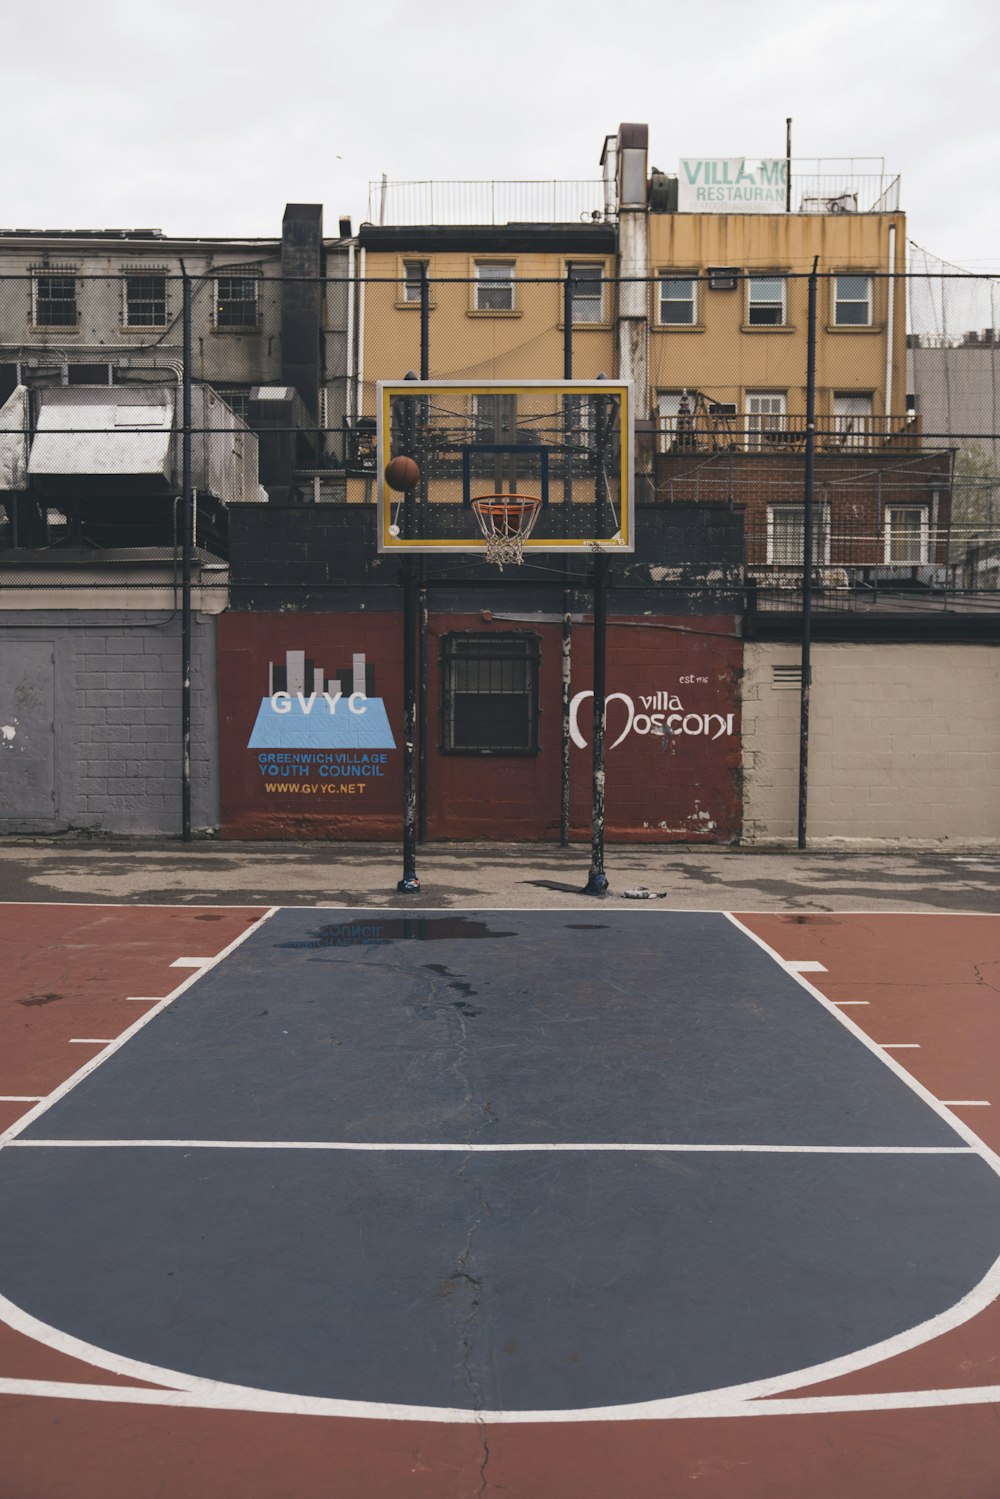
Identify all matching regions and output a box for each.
[787,960,827,972]
[0,907,278,1150]
[0,1097,43,1103]
[723,913,1000,1173]
[833,1000,870,1006]
[170,957,213,968]
[68,1039,114,1046]
[7,1140,975,1155]
[1,1374,1000,1421]
[880,1044,921,1050]
[0,906,997,1427]
[125,996,165,1004]
[943,1101,991,1107]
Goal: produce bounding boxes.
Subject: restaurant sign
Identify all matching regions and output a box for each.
[678,158,786,213]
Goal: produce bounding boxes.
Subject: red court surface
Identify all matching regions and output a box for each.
[1,904,998,1499]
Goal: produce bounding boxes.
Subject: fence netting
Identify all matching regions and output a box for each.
[0,268,998,606]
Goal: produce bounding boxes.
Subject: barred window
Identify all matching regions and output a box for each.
[441,633,541,754]
[767,504,831,565]
[213,385,252,422]
[215,275,259,329]
[125,273,167,327]
[33,274,77,328]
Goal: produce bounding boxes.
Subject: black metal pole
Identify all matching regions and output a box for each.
[397,375,420,892]
[584,553,609,894]
[398,555,420,892]
[417,268,430,842]
[798,259,818,851]
[561,271,574,848]
[786,118,792,213]
[181,268,193,843]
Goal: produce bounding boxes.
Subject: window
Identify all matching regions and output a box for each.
[402,260,427,304]
[123,272,166,329]
[747,275,785,326]
[213,385,252,422]
[659,276,696,325]
[834,274,872,326]
[767,505,831,566]
[567,262,603,323]
[440,633,540,754]
[124,273,167,327]
[885,506,928,564]
[833,393,873,448]
[474,262,515,312]
[215,275,259,329]
[746,392,787,447]
[33,274,77,328]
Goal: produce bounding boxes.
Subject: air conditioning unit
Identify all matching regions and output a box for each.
[707,266,739,291]
[800,194,858,215]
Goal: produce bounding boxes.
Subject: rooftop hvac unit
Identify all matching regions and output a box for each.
[707,267,739,291]
[800,193,858,215]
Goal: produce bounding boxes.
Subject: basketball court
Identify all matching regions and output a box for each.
[2,896,999,1497]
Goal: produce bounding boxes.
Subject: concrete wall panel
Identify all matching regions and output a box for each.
[743,642,1000,846]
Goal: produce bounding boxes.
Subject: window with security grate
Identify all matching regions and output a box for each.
[440,633,541,754]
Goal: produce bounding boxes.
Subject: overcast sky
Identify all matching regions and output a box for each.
[5,0,999,271]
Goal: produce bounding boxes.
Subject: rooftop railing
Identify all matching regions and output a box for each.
[366,179,607,227]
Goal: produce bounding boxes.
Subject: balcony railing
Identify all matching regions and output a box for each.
[367,179,607,227]
[657,412,923,454]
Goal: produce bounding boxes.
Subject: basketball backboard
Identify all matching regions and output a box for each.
[376,380,634,555]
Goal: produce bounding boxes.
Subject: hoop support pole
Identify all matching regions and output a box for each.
[584,553,609,896]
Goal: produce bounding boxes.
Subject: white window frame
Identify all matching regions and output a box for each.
[474,261,515,312]
[122,269,168,329]
[32,271,78,329]
[214,273,260,330]
[658,274,697,326]
[834,274,872,327]
[401,259,428,305]
[884,505,929,564]
[766,503,832,566]
[747,275,786,327]
[746,392,787,448]
[566,261,604,324]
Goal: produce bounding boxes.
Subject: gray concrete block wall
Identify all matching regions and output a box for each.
[742,642,1000,847]
[0,611,219,835]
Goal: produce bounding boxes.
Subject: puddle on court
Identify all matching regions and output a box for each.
[275,916,518,950]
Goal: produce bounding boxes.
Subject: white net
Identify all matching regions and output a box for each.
[472,496,542,570]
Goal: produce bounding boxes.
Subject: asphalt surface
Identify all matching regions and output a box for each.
[0,839,997,912]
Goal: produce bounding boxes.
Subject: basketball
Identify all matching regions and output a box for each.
[385,455,420,492]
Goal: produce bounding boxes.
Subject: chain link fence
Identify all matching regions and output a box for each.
[1,267,999,608]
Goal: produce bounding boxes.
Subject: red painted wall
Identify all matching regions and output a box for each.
[218,613,742,842]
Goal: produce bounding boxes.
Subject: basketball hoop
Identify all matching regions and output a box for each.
[471,494,542,569]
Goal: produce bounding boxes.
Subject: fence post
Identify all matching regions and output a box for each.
[418,266,429,842]
[798,260,818,851]
[181,267,193,844]
[561,271,574,849]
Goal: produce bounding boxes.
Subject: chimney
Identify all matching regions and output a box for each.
[280,203,323,420]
